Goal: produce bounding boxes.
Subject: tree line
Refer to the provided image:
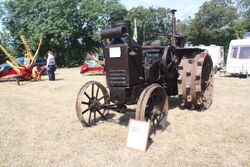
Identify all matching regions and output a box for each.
[0,0,249,66]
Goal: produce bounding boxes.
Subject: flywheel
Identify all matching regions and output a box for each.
[178,52,214,109]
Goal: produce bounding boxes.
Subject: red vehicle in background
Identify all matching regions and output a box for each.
[0,35,44,83]
[0,57,47,77]
[80,54,105,74]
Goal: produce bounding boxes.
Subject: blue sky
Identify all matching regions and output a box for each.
[120,0,209,20]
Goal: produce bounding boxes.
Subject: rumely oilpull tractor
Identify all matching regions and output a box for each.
[76,10,214,134]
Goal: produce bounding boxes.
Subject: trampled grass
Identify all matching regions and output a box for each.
[0,68,249,167]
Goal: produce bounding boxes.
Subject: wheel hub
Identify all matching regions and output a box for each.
[89,97,101,111]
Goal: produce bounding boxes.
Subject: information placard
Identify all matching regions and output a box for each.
[109,47,121,58]
[126,119,150,151]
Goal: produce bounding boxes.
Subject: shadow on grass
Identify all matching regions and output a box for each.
[220,73,249,79]
[89,113,116,127]
[169,96,181,109]
[118,112,135,126]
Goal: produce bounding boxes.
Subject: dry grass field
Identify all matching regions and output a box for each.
[0,68,249,167]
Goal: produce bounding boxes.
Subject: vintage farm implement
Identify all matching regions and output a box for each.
[76,10,214,134]
[0,35,43,84]
[80,54,105,74]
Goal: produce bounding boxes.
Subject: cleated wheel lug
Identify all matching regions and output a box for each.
[195,85,201,92]
[186,83,190,89]
[197,98,202,105]
[178,89,183,95]
[196,74,201,80]
[197,61,203,66]
[181,101,185,107]
[187,95,192,102]
[188,59,193,64]
[190,104,195,109]
[186,71,191,76]
[178,65,183,70]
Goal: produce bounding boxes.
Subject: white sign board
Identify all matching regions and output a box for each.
[109,47,121,58]
[126,119,150,151]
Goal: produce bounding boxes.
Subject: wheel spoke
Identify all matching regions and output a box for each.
[167,62,173,69]
[82,108,89,115]
[81,101,89,105]
[91,84,94,98]
[97,109,107,119]
[98,96,104,101]
[96,86,100,98]
[151,115,157,135]
[88,112,92,124]
[84,92,91,99]
[159,113,165,122]
[94,111,96,123]
[155,116,160,125]
[152,119,156,135]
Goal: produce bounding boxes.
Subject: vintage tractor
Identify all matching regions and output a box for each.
[76,10,214,134]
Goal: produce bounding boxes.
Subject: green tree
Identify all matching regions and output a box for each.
[238,0,250,31]
[0,0,127,67]
[176,17,191,37]
[187,0,238,49]
[230,20,247,39]
[127,7,171,44]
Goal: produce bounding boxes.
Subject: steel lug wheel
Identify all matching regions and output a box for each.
[76,81,110,127]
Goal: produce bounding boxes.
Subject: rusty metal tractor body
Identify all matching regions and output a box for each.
[76,10,214,134]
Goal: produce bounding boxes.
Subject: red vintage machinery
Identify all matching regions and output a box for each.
[80,54,105,74]
[0,35,43,84]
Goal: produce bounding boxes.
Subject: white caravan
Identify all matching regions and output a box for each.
[186,45,224,69]
[226,39,250,76]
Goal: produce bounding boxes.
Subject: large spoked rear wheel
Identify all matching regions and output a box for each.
[136,84,168,135]
[76,81,110,127]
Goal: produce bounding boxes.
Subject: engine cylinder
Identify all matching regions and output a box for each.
[111,21,131,36]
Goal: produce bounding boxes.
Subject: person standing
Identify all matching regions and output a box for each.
[47,51,56,81]
[23,54,29,67]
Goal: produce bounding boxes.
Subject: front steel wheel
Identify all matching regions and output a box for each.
[76,81,110,127]
[136,84,168,135]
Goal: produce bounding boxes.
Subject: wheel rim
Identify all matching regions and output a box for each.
[136,84,168,135]
[76,81,109,127]
[201,55,214,108]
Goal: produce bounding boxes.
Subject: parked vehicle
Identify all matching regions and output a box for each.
[80,54,105,74]
[226,38,250,77]
[187,45,224,70]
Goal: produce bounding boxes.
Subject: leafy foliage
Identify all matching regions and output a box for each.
[187,0,238,48]
[0,0,250,67]
[0,0,127,67]
[238,0,250,30]
[127,7,171,44]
